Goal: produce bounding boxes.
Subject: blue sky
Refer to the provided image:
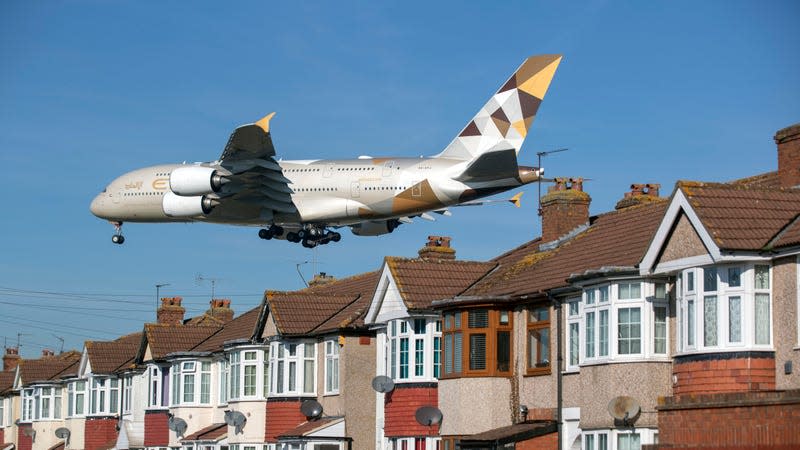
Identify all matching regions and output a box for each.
[1,1,798,357]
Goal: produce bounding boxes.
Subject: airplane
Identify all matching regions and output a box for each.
[90,54,562,248]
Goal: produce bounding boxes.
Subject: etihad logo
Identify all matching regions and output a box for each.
[124,181,143,190]
[152,178,168,190]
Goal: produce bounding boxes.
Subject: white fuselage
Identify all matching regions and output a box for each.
[90,157,536,228]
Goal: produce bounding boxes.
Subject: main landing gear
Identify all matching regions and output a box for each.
[260,225,341,248]
[110,221,125,245]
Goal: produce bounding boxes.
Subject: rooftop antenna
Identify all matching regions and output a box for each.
[155,283,170,310]
[196,274,220,299]
[536,148,569,216]
[296,261,309,288]
[51,334,64,353]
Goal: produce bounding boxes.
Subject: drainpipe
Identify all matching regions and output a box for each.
[550,292,563,450]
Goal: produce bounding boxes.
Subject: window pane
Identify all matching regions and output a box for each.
[618,308,641,354]
[687,271,695,292]
[728,296,742,343]
[414,319,426,334]
[399,338,409,379]
[469,334,486,370]
[244,365,256,396]
[755,293,771,344]
[728,267,741,287]
[288,361,297,392]
[655,283,666,299]
[687,299,695,346]
[454,313,461,328]
[183,374,195,402]
[655,306,667,354]
[599,310,609,357]
[201,372,210,403]
[586,290,595,305]
[468,310,489,328]
[599,286,609,302]
[453,333,462,373]
[617,433,641,450]
[704,295,717,346]
[529,306,549,322]
[569,323,579,366]
[599,433,608,450]
[496,331,510,372]
[444,314,452,330]
[585,434,594,450]
[304,359,314,393]
[569,301,579,316]
[586,312,595,358]
[434,336,441,379]
[415,339,424,377]
[528,328,550,368]
[755,265,770,289]
[704,268,717,291]
[444,335,453,374]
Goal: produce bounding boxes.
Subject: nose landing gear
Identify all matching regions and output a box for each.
[110,221,125,245]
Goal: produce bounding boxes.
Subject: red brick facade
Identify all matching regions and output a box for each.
[0,428,4,445]
[656,390,800,449]
[540,178,591,243]
[85,417,118,450]
[384,384,439,437]
[517,432,558,450]
[672,353,775,395]
[144,410,170,446]
[775,123,800,189]
[265,399,307,442]
[17,424,33,450]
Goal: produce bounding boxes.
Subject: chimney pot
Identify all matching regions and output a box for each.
[207,298,234,323]
[419,235,456,260]
[616,183,663,210]
[157,296,186,326]
[42,349,54,357]
[3,347,20,372]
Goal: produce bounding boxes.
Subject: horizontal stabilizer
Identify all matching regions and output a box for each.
[455,149,519,182]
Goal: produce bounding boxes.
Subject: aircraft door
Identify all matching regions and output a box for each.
[382,160,396,177]
[112,187,122,204]
[323,164,334,178]
[350,181,360,198]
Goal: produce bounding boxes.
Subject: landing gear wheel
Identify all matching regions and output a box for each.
[258,228,273,240]
[302,239,317,249]
[297,229,307,240]
[270,225,284,237]
[330,232,341,242]
[112,235,125,245]
[286,232,300,243]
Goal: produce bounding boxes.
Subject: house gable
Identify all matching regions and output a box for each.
[365,263,409,325]
[659,212,710,263]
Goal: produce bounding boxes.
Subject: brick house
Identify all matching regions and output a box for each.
[1,348,21,447]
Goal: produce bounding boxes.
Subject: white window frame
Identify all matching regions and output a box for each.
[228,347,269,401]
[170,359,212,406]
[582,428,659,450]
[147,365,168,409]
[89,376,120,416]
[67,379,87,417]
[0,396,4,427]
[270,341,315,396]
[386,317,441,382]
[677,264,773,354]
[324,339,340,395]
[122,374,133,414]
[565,297,581,372]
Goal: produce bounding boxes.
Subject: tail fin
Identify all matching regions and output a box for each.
[436,54,562,161]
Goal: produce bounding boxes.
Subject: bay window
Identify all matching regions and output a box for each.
[21,385,63,421]
[678,264,772,353]
[442,309,512,378]
[271,342,314,396]
[170,360,212,406]
[387,318,441,381]
[227,348,270,400]
[90,377,120,415]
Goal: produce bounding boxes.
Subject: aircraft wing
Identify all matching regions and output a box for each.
[217,113,298,218]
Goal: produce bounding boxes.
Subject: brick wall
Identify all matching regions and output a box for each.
[384,384,439,437]
[85,417,118,450]
[265,399,306,442]
[0,428,4,445]
[540,178,590,243]
[672,352,775,395]
[516,431,558,450]
[144,410,170,446]
[656,390,800,449]
[17,424,32,450]
[775,123,800,189]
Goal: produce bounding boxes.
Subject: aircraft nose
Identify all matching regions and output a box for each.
[90,193,106,218]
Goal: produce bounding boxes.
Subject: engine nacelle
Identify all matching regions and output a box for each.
[169,166,225,196]
[162,192,216,217]
[349,219,401,236]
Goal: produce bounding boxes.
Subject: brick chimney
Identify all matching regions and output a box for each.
[3,347,20,372]
[308,272,337,287]
[775,123,800,189]
[418,235,456,261]
[157,296,185,326]
[540,177,591,243]
[615,183,662,209]
[42,349,55,357]
[207,299,234,323]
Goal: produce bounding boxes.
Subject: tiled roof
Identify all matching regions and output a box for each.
[181,422,227,441]
[460,420,557,445]
[463,201,668,298]
[0,370,15,395]
[278,417,343,438]
[303,270,380,296]
[729,171,781,189]
[86,332,142,374]
[194,307,260,352]
[17,350,81,385]
[143,324,221,360]
[679,181,800,250]
[385,257,497,310]
[267,292,364,336]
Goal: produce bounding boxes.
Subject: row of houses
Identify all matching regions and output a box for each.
[1,122,799,450]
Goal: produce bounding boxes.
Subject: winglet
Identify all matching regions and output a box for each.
[255,112,276,133]
[509,192,523,208]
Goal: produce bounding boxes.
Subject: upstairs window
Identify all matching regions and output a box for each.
[325,340,340,394]
[228,347,270,400]
[270,342,314,396]
[527,305,551,374]
[147,365,169,409]
[442,309,512,378]
[171,360,212,406]
[67,380,87,417]
[89,377,119,415]
[387,317,441,382]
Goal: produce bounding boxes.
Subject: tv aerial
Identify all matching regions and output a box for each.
[196,273,221,298]
[607,396,641,427]
[415,406,443,426]
[224,410,247,435]
[167,414,188,438]
[300,399,324,420]
[55,427,71,444]
[371,375,395,393]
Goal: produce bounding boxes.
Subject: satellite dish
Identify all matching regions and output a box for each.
[168,415,188,437]
[55,427,71,439]
[415,406,443,426]
[300,399,324,420]
[607,396,641,425]
[371,375,395,393]
[224,410,247,435]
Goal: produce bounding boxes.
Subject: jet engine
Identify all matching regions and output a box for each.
[169,166,226,196]
[349,219,401,236]
[162,192,217,217]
